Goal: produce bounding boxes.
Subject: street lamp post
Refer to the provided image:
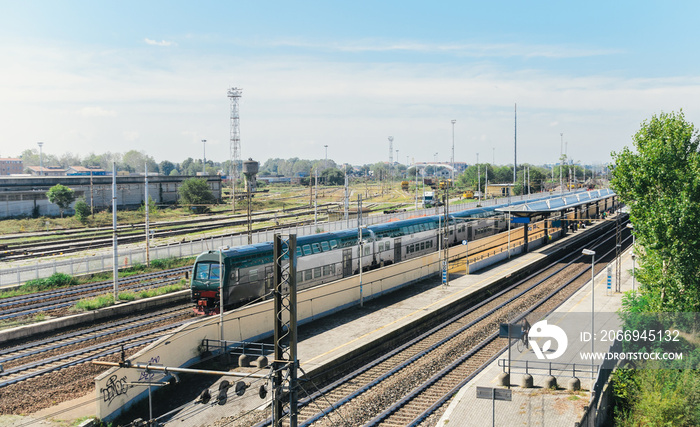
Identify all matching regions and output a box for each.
[627,223,636,292]
[582,249,596,359]
[202,139,207,174]
[219,246,229,343]
[37,142,44,176]
[324,144,328,171]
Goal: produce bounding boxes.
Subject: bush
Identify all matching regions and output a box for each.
[21,273,77,292]
[74,197,91,223]
[178,178,216,205]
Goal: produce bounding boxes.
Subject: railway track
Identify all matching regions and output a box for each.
[0,201,408,262]
[0,306,194,388]
[0,267,190,321]
[252,216,629,427]
[0,204,342,261]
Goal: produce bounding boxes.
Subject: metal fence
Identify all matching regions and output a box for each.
[0,193,542,287]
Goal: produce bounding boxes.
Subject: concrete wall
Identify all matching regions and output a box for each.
[95,249,443,421]
[0,175,222,218]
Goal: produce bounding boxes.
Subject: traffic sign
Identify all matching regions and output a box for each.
[476,386,512,401]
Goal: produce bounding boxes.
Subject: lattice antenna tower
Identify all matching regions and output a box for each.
[228,87,243,211]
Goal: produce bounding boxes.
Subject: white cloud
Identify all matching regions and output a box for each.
[261,39,619,58]
[144,38,175,47]
[2,41,699,166]
[123,131,140,141]
[79,106,117,117]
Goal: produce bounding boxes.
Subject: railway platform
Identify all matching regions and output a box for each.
[436,249,635,426]
[155,218,613,426]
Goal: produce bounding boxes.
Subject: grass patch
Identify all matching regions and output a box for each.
[118,292,137,301]
[138,283,187,298]
[75,257,195,284]
[74,294,115,311]
[78,282,187,310]
[0,273,78,300]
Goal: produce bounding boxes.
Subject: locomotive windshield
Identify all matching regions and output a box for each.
[195,262,221,280]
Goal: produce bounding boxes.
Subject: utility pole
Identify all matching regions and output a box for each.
[145,163,150,267]
[272,234,298,427]
[314,169,318,226]
[442,185,450,286]
[37,142,44,176]
[477,152,481,203]
[451,119,456,183]
[112,162,118,301]
[201,139,207,174]
[560,133,564,195]
[513,104,517,198]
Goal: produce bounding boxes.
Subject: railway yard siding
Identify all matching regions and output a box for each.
[0,290,188,343]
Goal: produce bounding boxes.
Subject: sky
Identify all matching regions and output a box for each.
[1,1,699,168]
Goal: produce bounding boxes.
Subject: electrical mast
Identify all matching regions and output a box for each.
[228,87,243,212]
[388,136,394,189]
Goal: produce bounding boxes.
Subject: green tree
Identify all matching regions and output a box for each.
[159,160,176,176]
[73,197,91,223]
[178,178,216,205]
[320,168,344,185]
[611,110,700,311]
[46,184,76,218]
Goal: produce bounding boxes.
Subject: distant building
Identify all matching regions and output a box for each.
[485,183,514,198]
[0,158,23,176]
[26,166,67,176]
[66,166,106,176]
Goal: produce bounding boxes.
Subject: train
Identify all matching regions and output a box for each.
[190,195,556,315]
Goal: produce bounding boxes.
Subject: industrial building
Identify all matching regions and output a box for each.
[0,158,23,176]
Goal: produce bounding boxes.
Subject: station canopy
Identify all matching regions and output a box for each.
[495,188,616,215]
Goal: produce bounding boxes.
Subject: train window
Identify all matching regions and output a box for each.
[303,245,312,256]
[364,246,370,256]
[296,272,303,283]
[314,267,322,278]
[330,264,335,274]
[420,242,425,250]
[312,243,322,254]
[304,270,312,281]
[195,263,211,280]
[296,247,303,258]
[321,241,330,251]
[330,240,338,249]
[250,269,258,281]
[323,265,331,276]
[385,241,391,250]
[209,264,221,280]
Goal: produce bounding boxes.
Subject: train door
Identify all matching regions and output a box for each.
[394,238,402,263]
[342,248,353,278]
[264,266,274,293]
